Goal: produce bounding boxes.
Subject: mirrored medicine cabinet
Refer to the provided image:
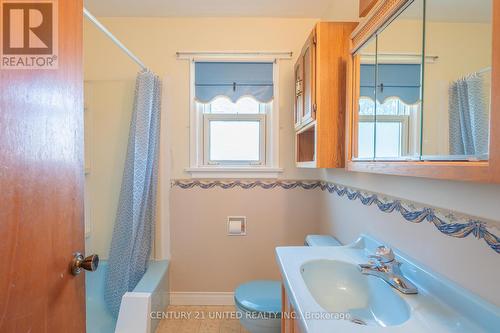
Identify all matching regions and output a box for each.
[346,0,500,182]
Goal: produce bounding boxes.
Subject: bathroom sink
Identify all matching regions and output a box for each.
[277,236,499,332]
[300,259,410,327]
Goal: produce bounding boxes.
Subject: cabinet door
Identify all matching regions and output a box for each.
[294,59,304,129]
[282,285,293,333]
[282,284,303,333]
[302,32,316,126]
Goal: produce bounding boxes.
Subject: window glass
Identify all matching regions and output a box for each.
[375,122,402,157]
[359,119,405,158]
[236,97,261,114]
[204,96,262,114]
[209,121,261,161]
[208,97,235,113]
[358,122,375,159]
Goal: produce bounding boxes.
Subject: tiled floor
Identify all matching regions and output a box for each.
[156,306,250,333]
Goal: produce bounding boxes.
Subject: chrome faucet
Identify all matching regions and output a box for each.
[359,246,418,294]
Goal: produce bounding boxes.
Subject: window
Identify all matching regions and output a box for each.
[188,60,281,178]
[358,97,419,159]
[357,63,422,160]
[358,114,409,158]
[201,97,269,165]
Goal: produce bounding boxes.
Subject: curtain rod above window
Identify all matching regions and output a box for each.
[176,51,293,60]
[359,53,438,64]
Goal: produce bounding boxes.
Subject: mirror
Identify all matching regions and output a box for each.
[353,0,492,162]
[355,37,377,159]
[374,0,424,160]
[422,0,492,160]
[354,0,424,160]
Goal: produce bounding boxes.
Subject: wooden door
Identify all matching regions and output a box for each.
[302,30,316,126]
[0,0,85,332]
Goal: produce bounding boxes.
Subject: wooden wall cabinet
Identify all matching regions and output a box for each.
[295,22,357,168]
[359,0,379,17]
[295,31,316,130]
[346,0,500,183]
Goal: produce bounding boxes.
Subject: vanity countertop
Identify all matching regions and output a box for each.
[276,235,500,333]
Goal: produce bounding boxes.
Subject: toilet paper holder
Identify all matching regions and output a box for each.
[227,216,247,236]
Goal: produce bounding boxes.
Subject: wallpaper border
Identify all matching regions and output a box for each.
[171,179,500,254]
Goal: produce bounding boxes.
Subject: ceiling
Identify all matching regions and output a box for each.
[83,0,356,18]
[84,0,491,22]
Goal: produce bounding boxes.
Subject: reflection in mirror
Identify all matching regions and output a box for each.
[355,37,377,159]
[374,0,423,160]
[422,0,492,160]
[354,0,424,160]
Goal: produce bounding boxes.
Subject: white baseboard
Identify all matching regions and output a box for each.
[170,292,235,306]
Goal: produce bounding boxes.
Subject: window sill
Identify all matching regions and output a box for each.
[185,166,283,179]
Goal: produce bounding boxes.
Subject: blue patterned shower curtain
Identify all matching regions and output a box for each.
[449,75,489,156]
[104,70,162,317]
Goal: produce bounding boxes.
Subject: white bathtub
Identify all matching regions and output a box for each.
[86,260,169,333]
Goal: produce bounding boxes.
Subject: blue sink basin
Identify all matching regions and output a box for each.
[300,259,411,327]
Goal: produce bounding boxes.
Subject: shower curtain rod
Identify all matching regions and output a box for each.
[477,66,492,74]
[83,8,148,71]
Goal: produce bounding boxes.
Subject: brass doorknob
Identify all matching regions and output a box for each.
[71,253,99,276]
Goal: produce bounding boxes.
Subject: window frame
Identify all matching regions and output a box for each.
[186,57,282,178]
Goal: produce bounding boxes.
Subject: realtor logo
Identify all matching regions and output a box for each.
[1,0,58,69]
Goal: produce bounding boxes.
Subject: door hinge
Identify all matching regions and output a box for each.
[313,103,317,114]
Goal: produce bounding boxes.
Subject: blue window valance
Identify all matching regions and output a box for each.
[360,64,421,105]
[195,62,274,103]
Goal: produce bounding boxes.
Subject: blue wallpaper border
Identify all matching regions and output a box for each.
[171,179,500,254]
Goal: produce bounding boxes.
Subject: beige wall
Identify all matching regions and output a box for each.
[84,15,500,307]
[322,0,359,21]
[170,187,322,291]
[84,16,322,179]
[83,17,322,258]
[84,80,135,258]
[317,181,500,306]
[321,169,500,222]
